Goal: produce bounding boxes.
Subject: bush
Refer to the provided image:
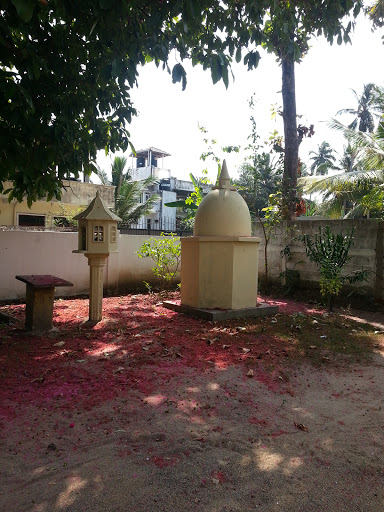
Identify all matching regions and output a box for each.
[298,225,368,311]
[137,233,181,291]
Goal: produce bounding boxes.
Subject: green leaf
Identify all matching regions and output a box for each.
[99,0,114,9]
[164,200,189,208]
[222,65,229,89]
[11,0,35,22]
[171,63,187,91]
[211,56,221,84]
[235,47,241,63]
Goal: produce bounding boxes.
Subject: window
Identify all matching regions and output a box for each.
[110,225,117,243]
[81,226,87,250]
[18,214,45,227]
[93,225,104,242]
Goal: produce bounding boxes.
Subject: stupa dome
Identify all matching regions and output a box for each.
[193,160,251,237]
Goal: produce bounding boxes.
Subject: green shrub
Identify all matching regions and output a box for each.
[137,233,181,291]
[299,226,368,311]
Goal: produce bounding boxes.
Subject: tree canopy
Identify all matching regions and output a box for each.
[1,0,226,204]
[1,0,362,214]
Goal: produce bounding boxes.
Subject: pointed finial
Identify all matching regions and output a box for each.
[218,160,231,189]
[216,160,236,190]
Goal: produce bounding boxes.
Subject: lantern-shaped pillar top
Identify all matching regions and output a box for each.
[73,190,121,255]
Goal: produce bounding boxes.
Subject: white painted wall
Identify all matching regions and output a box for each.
[0,231,161,301]
[1,219,383,302]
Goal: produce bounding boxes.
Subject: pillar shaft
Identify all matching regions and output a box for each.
[86,255,108,322]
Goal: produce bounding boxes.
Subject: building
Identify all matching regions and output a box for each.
[0,147,210,231]
[0,179,115,228]
[129,147,211,231]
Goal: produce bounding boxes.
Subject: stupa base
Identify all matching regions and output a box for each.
[163,301,278,322]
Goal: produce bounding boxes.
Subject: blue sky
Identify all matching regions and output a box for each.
[97,13,384,183]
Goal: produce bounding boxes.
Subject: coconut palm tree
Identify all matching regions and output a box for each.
[300,118,384,218]
[308,141,338,175]
[337,83,378,133]
[337,143,361,173]
[96,156,160,223]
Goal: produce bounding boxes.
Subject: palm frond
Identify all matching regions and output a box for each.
[124,194,161,224]
[315,196,345,219]
[300,169,384,194]
[115,177,160,223]
[336,108,357,116]
[93,164,110,185]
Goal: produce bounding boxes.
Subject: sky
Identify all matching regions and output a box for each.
[96,13,384,183]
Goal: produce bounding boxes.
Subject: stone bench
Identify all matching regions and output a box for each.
[15,275,73,331]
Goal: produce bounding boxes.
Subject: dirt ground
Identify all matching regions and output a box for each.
[0,293,383,512]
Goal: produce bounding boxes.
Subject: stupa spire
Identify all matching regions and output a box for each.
[217,160,236,190]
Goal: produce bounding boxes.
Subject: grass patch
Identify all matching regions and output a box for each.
[225,312,383,368]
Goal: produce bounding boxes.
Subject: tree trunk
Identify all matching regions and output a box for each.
[281,56,298,221]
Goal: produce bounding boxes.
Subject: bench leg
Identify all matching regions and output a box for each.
[25,285,55,331]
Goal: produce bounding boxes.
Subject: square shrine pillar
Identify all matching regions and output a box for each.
[181,236,260,310]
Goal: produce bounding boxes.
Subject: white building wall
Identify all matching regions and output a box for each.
[161,190,177,226]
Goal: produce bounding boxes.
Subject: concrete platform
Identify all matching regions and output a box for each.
[163,301,279,322]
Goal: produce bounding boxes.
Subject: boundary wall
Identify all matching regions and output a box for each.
[253,219,383,300]
[0,232,161,301]
[0,219,383,301]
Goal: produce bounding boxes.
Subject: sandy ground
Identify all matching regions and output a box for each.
[0,296,383,512]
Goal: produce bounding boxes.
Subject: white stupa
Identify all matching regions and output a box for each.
[179,160,265,316]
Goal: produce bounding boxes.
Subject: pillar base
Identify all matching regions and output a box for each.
[163,300,278,322]
[181,236,261,310]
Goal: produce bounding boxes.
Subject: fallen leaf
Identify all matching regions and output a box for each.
[294,421,309,432]
[31,376,45,383]
[242,348,250,353]
[54,341,65,347]
[247,369,254,378]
